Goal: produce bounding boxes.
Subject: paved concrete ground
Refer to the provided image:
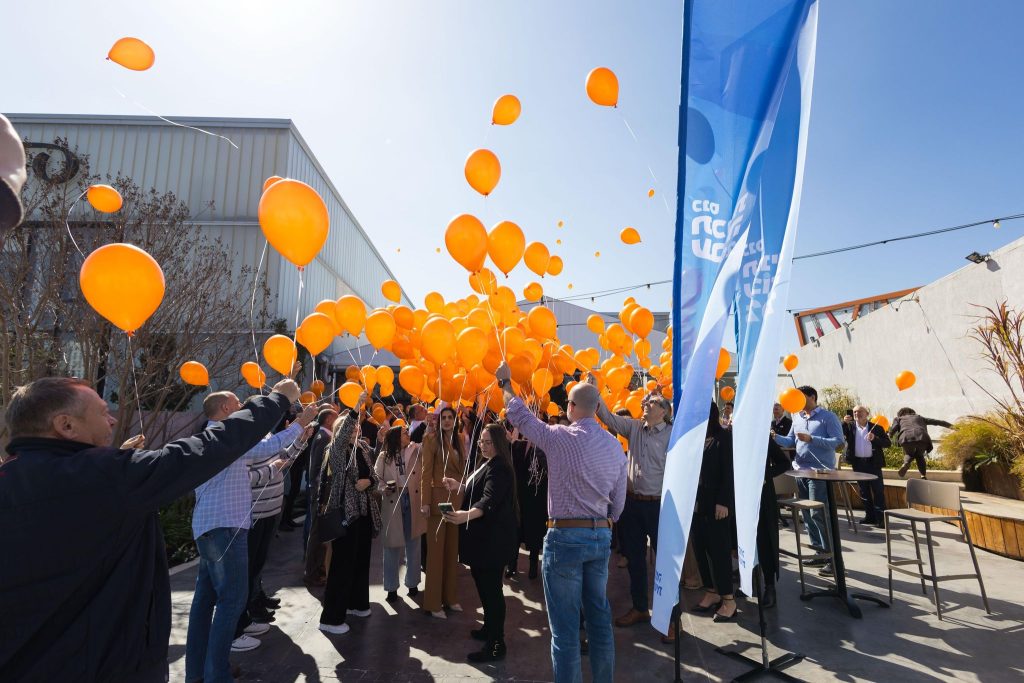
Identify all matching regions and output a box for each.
[168,514,1024,682]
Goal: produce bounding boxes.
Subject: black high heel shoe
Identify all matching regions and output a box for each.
[690,599,722,614]
[712,599,738,622]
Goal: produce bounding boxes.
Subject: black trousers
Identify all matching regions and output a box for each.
[691,513,733,596]
[235,512,280,637]
[619,498,660,611]
[321,516,372,625]
[282,450,309,522]
[902,444,928,476]
[470,565,506,642]
[850,457,886,521]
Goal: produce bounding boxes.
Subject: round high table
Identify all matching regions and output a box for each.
[785,469,890,618]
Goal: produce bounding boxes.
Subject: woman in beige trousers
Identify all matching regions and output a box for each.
[419,406,466,618]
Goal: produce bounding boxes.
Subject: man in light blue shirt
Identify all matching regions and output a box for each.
[773,386,844,575]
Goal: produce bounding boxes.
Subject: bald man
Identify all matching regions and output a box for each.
[497,362,626,683]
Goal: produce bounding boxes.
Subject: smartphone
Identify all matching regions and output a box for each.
[846,410,854,417]
[438,502,454,514]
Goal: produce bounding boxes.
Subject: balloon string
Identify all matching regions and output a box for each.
[249,241,268,384]
[292,268,305,343]
[126,334,145,440]
[64,189,88,258]
[113,86,239,149]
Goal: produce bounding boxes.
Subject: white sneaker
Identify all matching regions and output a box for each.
[243,622,271,636]
[318,622,351,635]
[347,608,372,618]
[230,634,261,652]
[447,603,463,613]
[430,610,447,619]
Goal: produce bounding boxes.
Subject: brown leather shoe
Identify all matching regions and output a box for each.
[614,608,651,627]
[660,623,677,644]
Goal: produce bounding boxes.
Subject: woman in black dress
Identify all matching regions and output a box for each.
[691,402,737,622]
[441,423,519,663]
[509,430,548,579]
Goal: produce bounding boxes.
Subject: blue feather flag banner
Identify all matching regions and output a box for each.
[653,0,819,634]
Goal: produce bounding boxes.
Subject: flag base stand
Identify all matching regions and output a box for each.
[713,568,806,682]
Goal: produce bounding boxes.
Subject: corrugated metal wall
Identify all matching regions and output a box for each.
[9,114,409,357]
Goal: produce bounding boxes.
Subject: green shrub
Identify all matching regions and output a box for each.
[937,414,1014,473]
[821,385,859,419]
[159,494,197,566]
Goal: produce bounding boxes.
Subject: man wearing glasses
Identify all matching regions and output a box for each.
[591,386,672,629]
[496,362,626,683]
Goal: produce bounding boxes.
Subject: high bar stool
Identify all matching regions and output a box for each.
[885,478,990,620]
[775,474,835,596]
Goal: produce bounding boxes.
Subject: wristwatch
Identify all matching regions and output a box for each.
[498,378,512,390]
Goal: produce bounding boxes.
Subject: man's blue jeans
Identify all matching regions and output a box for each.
[185,528,249,683]
[798,479,831,551]
[542,527,614,683]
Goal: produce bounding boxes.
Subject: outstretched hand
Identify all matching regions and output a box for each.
[121,434,145,450]
[271,379,301,403]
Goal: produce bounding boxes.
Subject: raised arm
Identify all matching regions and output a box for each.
[594,399,641,441]
[113,381,300,514]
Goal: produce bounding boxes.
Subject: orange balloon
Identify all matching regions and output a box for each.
[720,385,736,402]
[241,361,266,389]
[546,401,561,417]
[258,179,330,268]
[620,227,641,245]
[361,365,378,390]
[399,365,425,396]
[630,307,655,339]
[528,306,558,340]
[502,327,526,357]
[648,188,655,198]
[381,280,402,303]
[469,268,498,296]
[546,255,564,277]
[779,387,806,414]
[532,369,555,396]
[345,365,361,382]
[873,414,890,432]
[377,366,395,385]
[79,243,165,333]
[456,327,488,369]
[586,67,619,107]
[179,361,209,386]
[338,382,363,409]
[464,149,501,196]
[895,370,916,391]
[365,310,397,350]
[107,37,155,71]
[263,335,297,376]
[716,348,731,380]
[587,315,606,335]
[314,299,342,334]
[87,185,123,213]
[524,242,550,277]
[300,391,317,405]
[445,214,488,272]
[262,176,284,192]
[393,305,414,329]
[335,295,367,336]
[524,282,543,302]
[487,220,526,276]
[492,94,521,125]
[421,317,456,365]
[310,379,325,397]
[297,312,335,355]
[392,418,407,428]
[783,354,799,372]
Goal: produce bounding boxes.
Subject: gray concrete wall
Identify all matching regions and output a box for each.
[777,235,1024,423]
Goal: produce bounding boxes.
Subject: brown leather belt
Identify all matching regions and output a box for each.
[628,493,662,502]
[547,518,612,529]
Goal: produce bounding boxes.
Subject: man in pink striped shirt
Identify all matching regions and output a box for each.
[497,362,626,683]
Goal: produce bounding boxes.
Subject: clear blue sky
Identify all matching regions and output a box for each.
[4,1,1023,349]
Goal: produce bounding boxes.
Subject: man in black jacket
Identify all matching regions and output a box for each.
[842,405,891,528]
[0,375,300,682]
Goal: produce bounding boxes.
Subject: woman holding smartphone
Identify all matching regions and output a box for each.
[442,423,518,662]
[375,425,425,602]
[420,406,467,618]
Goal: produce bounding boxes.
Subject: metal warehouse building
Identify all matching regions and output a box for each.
[7,113,409,360]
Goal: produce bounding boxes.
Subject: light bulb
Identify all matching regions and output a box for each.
[994,220,1001,229]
